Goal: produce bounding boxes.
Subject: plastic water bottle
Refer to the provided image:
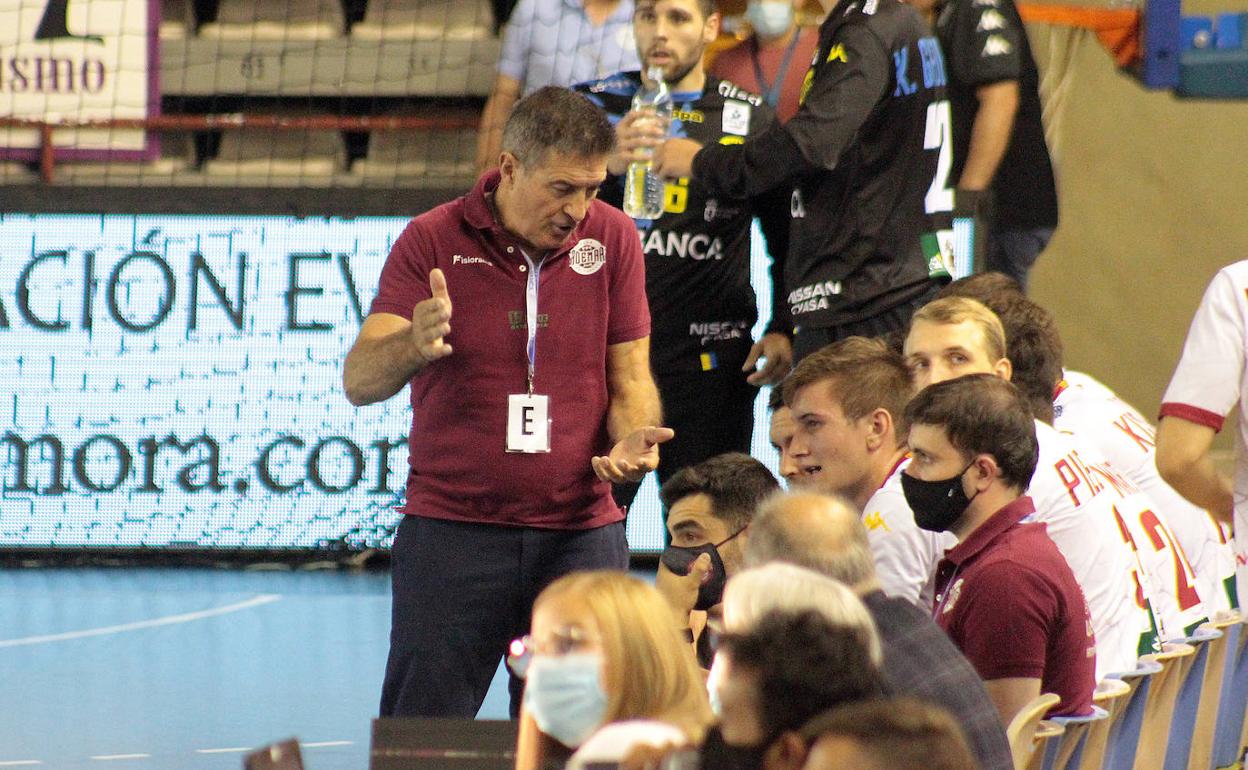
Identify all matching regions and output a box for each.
[623,66,673,220]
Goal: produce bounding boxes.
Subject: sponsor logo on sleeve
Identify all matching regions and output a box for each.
[977,9,1007,31]
[826,43,848,63]
[569,239,607,275]
[982,35,1012,56]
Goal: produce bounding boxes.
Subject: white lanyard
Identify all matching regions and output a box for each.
[520,250,546,395]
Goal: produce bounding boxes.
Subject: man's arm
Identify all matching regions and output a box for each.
[475,74,521,173]
[592,337,674,482]
[343,268,453,406]
[983,677,1042,726]
[957,80,1019,191]
[657,24,890,197]
[1156,417,1234,524]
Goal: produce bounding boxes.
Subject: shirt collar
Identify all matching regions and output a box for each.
[942,496,1036,567]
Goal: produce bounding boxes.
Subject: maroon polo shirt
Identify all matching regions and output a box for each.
[933,496,1096,717]
[369,170,650,529]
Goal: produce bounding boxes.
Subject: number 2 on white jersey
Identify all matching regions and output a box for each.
[924,100,954,214]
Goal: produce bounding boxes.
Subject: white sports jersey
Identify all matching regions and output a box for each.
[861,459,956,607]
[1161,261,1248,610]
[1057,370,1237,613]
[1029,421,1157,678]
[1093,466,1210,640]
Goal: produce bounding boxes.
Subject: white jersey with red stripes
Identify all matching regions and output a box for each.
[1056,370,1236,613]
[1160,261,1248,610]
[861,458,956,607]
[1029,420,1158,678]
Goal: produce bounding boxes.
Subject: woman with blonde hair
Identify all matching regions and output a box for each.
[513,570,713,770]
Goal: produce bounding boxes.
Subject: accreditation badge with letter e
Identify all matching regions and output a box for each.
[506,394,551,453]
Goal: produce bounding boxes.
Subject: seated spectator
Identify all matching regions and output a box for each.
[744,491,1013,770]
[476,0,641,171]
[512,571,712,770]
[904,297,1154,677]
[704,610,884,770]
[783,336,954,605]
[940,273,1237,616]
[719,562,882,664]
[768,387,800,484]
[655,453,780,667]
[708,0,821,123]
[801,698,980,770]
[903,374,1096,721]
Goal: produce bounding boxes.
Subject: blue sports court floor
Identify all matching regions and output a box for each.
[0,566,513,769]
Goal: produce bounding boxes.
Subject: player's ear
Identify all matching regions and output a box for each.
[996,357,1013,382]
[498,151,520,186]
[704,11,722,42]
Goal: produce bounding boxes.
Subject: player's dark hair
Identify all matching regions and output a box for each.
[994,297,1064,425]
[936,271,1025,305]
[717,610,884,739]
[904,374,1039,492]
[660,453,779,533]
[782,337,912,442]
[799,699,978,770]
[768,385,786,412]
[636,0,719,20]
[502,86,616,166]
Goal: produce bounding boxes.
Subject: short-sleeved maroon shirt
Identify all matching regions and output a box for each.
[933,496,1097,717]
[369,170,651,529]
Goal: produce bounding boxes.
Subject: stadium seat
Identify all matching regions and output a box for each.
[1033,705,1110,770]
[203,128,346,185]
[1010,693,1062,770]
[1131,643,1197,770]
[54,133,198,184]
[0,162,36,184]
[1103,660,1165,770]
[350,128,475,185]
[1078,679,1133,770]
[1213,612,1248,769]
[1029,720,1070,770]
[1163,626,1224,770]
[198,0,346,40]
[160,0,194,40]
[351,0,493,41]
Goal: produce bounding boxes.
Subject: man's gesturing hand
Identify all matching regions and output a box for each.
[592,426,675,483]
[411,268,453,364]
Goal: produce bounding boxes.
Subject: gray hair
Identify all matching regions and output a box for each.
[501,86,616,166]
[722,563,883,665]
[744,491,877,589]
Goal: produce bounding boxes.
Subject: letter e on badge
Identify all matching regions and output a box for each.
[569,238,606,275]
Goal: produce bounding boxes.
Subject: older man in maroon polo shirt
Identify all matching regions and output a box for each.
[902,374,1095,725]
[343,86,670,718]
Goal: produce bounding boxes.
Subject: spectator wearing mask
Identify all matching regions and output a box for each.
[801,698,980,770]
[655,453,780,668]
[903,374,1096,721]
[709,0,821,123]
[744,491,1013,770]
[782,336,954,605]
[904,297,1157,677]
[477,0,642,172]
[513,571,713,770]
[703,610,884,770]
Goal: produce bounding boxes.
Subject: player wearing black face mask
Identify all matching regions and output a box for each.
[654,454,779,668]
[902,375,1096,723]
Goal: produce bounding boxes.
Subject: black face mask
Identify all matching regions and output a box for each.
[900,461,978,533]
[660,527,746,611]
[698,726,770,770]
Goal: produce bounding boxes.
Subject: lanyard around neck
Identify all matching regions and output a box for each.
[750,30,802,109]
[520,249,546,394]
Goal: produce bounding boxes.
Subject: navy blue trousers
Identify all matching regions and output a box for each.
[379,515,629,718]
